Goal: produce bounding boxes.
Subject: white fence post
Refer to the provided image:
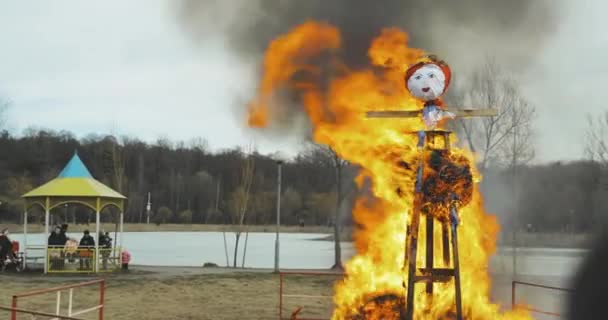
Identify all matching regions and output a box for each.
[56,291,61,315]
[68,288,73,316]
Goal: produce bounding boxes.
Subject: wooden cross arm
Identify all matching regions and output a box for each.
[366,108,498,118]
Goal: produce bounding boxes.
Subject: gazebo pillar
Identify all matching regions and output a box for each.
[44,197,50,274]
[23,209,28,270]
[95,198,100,273]
[119,210,124,251]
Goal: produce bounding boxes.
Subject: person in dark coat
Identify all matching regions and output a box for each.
[98,231,108,247]
[57,224,70,269]
[103,232,112,248]
[79,230,95,270]
[58,224,68,246]
[0,229,13,261]
[48,226,61,246]
[79,230,95,247]
[98,231,112,270]
[48,226,63,270]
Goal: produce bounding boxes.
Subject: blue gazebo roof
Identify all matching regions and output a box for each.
[57,153,93,178]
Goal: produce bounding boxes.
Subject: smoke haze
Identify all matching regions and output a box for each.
[176,0,557,72]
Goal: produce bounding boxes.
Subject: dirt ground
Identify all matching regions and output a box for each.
[0,266,568,320]
[0,267,340,320]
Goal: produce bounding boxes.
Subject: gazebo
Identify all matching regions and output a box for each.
[21,153,126,273]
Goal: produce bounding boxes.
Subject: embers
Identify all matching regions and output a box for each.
[350,294,405,320]
[421,150,472,215]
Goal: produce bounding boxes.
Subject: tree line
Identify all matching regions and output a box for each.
[0,127,607,233]
[0,129,350,228]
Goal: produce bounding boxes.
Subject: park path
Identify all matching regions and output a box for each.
[0,265,337,283]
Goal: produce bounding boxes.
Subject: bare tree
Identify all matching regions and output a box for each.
[585,111,608,165]
[101,135,128,253]
[111,139,127,194]
[2,172,33,223]
[303,142,355,270]
[0,98,10,131]
[450,57,536,171]
[498,96,535,169]
[584,110,608,225]
[227,144,255,268]
[328,147,347,270]
[581,116,608,232]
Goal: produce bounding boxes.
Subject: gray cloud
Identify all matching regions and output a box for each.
[176,0,558,71]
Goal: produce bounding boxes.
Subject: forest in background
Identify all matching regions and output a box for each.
[0,128,353,228]
[0,128,607,234]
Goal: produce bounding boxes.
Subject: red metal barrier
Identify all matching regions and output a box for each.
[0,305,85,319]
[278,271,343,320]
[10,278,105,320]
[511,280,574,318]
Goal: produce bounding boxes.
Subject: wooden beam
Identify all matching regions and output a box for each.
[366,110,421,118]
[366,108,498,118]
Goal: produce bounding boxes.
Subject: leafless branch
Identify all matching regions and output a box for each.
[229,142,256,267]
[451,57,536,170]
[0,98,10,131]
[585,111,608,166]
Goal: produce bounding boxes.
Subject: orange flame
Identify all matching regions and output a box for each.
[247,21,531,319]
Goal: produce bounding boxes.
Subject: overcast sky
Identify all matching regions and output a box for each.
[0,1,605,162]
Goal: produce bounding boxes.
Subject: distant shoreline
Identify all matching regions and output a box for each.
[0,223,335,234]
[319,231,594,249]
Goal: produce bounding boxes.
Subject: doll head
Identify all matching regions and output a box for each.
[405,56,451,102]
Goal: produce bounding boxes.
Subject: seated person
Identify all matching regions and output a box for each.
[79,230,95,270]
[48,226,63,269]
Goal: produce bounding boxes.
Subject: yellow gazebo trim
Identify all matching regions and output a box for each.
[23,178,126,212]
[24,196,125,213]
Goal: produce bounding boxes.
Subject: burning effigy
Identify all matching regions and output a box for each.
[247,22,531,320]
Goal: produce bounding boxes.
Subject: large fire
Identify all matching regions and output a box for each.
[247,22,531,319]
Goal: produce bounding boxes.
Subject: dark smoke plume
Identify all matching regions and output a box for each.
[174,0,558,141]
[176,0,557,71]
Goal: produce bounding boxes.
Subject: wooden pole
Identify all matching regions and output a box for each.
[274,161,283,272]
[425,215,434,294]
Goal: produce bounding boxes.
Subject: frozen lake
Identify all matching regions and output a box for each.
[12,231,586,277]
[13,232,350,269]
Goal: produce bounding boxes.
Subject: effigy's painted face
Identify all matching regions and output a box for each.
[406,64,447,101]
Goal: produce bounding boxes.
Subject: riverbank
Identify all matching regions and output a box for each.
[320,231,594,248]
